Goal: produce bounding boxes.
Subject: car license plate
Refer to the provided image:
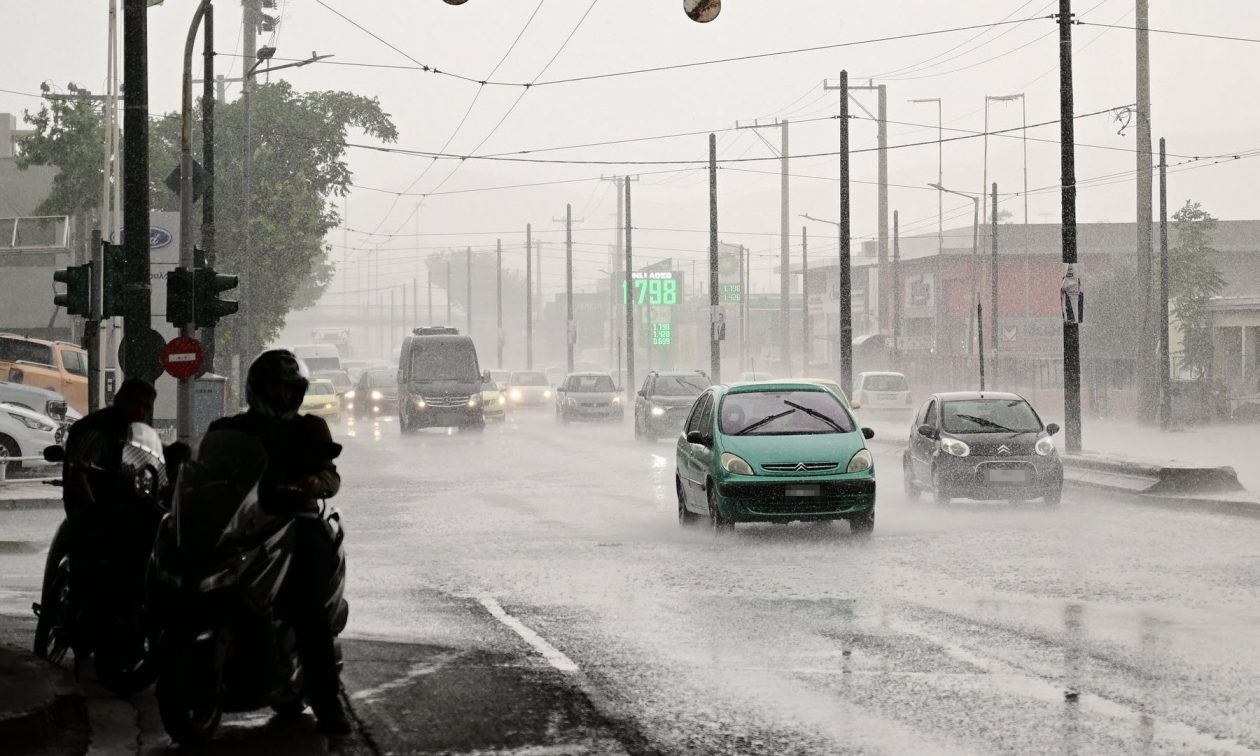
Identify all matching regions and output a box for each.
[785,484,820,497]
[880,393,899,401]
[988,468,1030,483]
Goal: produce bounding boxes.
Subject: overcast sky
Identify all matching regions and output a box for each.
[3,0,1257,301]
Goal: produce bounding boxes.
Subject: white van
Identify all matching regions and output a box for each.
[291,344,342,372]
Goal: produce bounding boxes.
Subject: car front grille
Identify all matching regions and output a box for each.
[762,462,839,472]
[422,396,467,408]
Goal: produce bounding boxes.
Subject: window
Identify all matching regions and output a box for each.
[942,399,1042,434]
[914,400,932,427]
[365,371,395,389]
[409,345,478,382]
[684,393,708,435]
[314,371,352,391]
[923,400,937,427]
[568,375,614,392]
[510,371,549,386]
[695,393,714,435]
[652,374,709,397]
[862,374,908,392]
[0,337,54,367]
[60,349,87,377]
[719,389,856,436]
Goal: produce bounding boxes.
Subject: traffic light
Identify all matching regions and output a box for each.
[53,263,91,317]
[193,267,239,329]
[165,268,194,326]
[102,242,126,318]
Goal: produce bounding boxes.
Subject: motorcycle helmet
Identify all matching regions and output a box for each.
[246,349,310,419]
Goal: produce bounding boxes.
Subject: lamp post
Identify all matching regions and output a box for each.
[908,98,943,255]
[929,183,980,358]
[983,94,1028,225]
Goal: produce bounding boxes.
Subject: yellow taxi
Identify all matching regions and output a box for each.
[301,379,342,423]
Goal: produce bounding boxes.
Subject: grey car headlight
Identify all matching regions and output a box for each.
[650,405,665,417]
[940,437,970,457]
[1035,436,1055,456]
[846,449,873,473]
[721,452,754,475]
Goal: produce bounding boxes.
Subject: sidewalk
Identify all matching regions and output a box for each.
[0,483,60,511]
[0,644,87,754]
[1080,419,1260,493]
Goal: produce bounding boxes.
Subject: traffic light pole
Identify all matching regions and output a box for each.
[88,230,103,413]
[122,0,153,387]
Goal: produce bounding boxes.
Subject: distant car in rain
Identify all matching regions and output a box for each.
[312,369,353,399]
[634,370,711,441]
[555,372,622,423]
[352,368,398,420]
[0,401,61,472]
[301,379,342,424]
[505,371,553,408]
[675,380,876,534]
[481,374,507,422]
[903,391,1063,506]
[853,371,913,413]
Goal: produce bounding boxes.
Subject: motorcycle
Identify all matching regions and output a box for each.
[148,430,348,744]
[32,422,172,696]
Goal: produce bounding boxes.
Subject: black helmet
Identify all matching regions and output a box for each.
[246,349,310,419]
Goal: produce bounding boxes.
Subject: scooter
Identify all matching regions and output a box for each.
[148,430,347,744]
[32,423,173,696]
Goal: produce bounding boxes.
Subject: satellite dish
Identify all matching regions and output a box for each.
[683,0,721,23]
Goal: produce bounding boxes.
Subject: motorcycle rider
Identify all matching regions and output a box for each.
[206,350,349,734]
[62,378,158,634]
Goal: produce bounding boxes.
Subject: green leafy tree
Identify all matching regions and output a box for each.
[149,81,398,356]
[1169,201,1225,378]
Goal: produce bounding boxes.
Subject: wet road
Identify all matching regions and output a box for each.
[4,409,1260,754]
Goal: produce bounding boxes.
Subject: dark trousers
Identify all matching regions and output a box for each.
[278,517,343,716]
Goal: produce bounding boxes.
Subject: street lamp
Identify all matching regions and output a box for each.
[983,93,1028,225]
[908,98,943,255]
[928,183,981,357]
[801,212,852,396]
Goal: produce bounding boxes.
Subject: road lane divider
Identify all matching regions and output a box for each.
[477,595,579,674]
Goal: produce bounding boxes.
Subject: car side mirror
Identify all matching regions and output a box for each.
[1045,422,1060,436]
[850,397,861,410]
[686,430,709,446]
[917,424,937,439]
[862,427,875,440]
[637,389,646,397]
[481,370,490,383]
[557,387,566,393]
[42,445,65,463]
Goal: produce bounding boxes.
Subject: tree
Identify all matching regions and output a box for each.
[1169,201,1225,379]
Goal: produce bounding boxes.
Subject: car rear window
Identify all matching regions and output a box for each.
[863,374,908,392]
[942,399,1041,433]
[719,389,855,436]
[0,338,55,367]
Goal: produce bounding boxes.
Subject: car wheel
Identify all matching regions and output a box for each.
[849,510,874,536]
[707,486,733,534]
[902,457,920,502]
[0,434,20,474]
[932,467,951,506]
[1044,487,1062,506]
[677,478,699,527]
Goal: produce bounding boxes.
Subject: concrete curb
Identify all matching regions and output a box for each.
[0,497,61,511]
[0,644,87,753]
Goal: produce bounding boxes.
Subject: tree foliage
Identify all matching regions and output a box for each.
[1169,201,1225,378]
[16,95,108,218]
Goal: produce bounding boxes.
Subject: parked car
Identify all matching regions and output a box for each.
[555,372,622,423]
[0,333,89,415]
[352,368,398,420]
[903,391,1063,506]
[301,379,342,424]
[853,371,913,413]
[0,401,60,472]
[0,381,70,428]
[505,371,553,408]
[675,381,876,534]
[634,370,712,441]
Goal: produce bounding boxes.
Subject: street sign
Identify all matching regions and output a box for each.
[117,328,167,383]
[164,160,205,203]
[161,336,205,380]
[652,322,672,346]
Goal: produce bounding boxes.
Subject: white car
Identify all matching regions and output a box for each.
[505,370,553,408]
[853,371,913,413]
[0,401,60,471]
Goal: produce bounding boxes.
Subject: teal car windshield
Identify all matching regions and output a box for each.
[719,390,855,436]
[942,399,1041,433]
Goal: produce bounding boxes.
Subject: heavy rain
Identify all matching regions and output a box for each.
[2,1,1260,754]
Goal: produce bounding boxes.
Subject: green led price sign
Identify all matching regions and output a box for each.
[720,283,742,303]
[622,271,682,306]
[652,322,672,346]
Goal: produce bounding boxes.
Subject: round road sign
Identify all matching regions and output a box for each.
[161,336,205,380]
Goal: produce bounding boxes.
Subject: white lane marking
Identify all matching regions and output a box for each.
[350,652,458,702]
[478,595,579,674]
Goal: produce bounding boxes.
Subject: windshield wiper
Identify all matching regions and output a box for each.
[735,408,796,435]
[783,400,846,433]
[954,414,1014,432]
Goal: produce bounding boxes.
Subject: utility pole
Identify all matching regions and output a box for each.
[202,2,217,374]
[427,269,433,325]
[978,301,986,391]
[801,226,809,370]
[535,239,542,318]
[892,211,901,368]
[526,224,533,370]
[565,203,575,373]
[239,0,259,375]
[838,72,853,398]
[909,98,943,255]
[601,175,637,366]
[122,0,153,385]
[623,178,635,397]
[1136,0,1156,424]
[496,239,503,368]
[991,182,1000,382]
[445,257,451,325]
[734,119,790,373]
[1158,137,1171,430]
[465,246,472,335]
[709,133,721,384]
[739,244,747,371]
[827,78,888,334]
[1058,0,1082,452]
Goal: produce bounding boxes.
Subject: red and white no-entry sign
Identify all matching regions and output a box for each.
[161,336,204,380]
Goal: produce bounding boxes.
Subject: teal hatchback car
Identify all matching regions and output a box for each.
[675,381,877,535]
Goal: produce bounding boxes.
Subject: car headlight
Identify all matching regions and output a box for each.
[846,448,873,473]
[415,398,426,409]
[371,390,383,401]
[345,390,356,400]
[612,395,621,404]
[498,396,506,405]
[468,394,481,407]
[720,452,754,475]
[8,412,54,432]
[650,405,665,417]
[940,437,970,457]
[510,389,522,400]
[1035,436,1056,456]
[544,390,553,399]
[324,403,334,410]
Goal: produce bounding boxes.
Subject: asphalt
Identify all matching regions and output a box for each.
[0,643,88,755]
